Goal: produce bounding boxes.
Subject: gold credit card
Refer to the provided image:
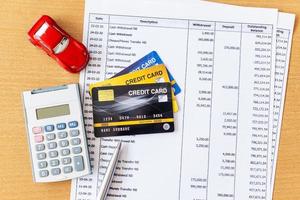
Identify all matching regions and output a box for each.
[89,64,179,112]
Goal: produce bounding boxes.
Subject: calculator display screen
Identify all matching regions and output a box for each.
[36,104,70,120]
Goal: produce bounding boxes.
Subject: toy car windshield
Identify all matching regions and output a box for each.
[34,22,69,54]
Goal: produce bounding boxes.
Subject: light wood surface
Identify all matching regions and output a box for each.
[0,0,298,199]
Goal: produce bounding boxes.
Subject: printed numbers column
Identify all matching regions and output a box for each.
[271,28,290,163]
[84,14,109,167]
[180,21,215,200]
[75,14,109,200]
[235,24,274,200]
[207,22,242,200]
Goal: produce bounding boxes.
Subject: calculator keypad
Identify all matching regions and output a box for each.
[50,159,59,167]
[39,170,49,177]
[70,130,79,137]
[47,142,57,149]
[37,152,46,160]
[58,131,67,139]
[59,140,69,147]
[74,155,84,171]
[51,168,61,175]
[62,157,71,165]
[35,135,44,143]
[32,120,86,179]
[71,138,81,146]
[72,147,82,154]
[38,161,47,169]
[32,126,43,134]
[46,133,55,141]
[45,125,55,132]
[68,121,78,128]
[61,149,70,156]
[36,144,45,151]
[63,166,73,173]
[56,123,66,130]
[49,151,58,158]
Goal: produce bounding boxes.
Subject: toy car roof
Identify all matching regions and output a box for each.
[28,15,65,49]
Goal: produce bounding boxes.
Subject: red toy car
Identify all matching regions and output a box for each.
[28,15,89,73]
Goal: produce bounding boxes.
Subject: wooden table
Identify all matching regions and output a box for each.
[0,0,298,199]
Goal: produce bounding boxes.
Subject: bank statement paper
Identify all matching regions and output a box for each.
[153,1,296,196]
[158,0,296,194]
[174,1,296,196]
[165,0,295,193]
[270,12,295,196]
[71,0,278,199]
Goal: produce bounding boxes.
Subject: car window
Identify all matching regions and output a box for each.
[34,22,64,50]
[53,37,69,54]
[35,22,49,38]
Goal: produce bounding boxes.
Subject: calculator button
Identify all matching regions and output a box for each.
[34,135,44,143]
[51,168,61,176]
[46,133,56,141]
[59,140,69,147]
[35,144,45,151]
[39,170,49,177]
[70,129,80,137]
[47,142,57,149]
[58,131,68,139]
[56,123,66,130]
[37,152,46,160]
[38,161,48,169]
[63,166,73,174]
[50,159,59,167]
[45,125,55,132]
[62,157,72,165]
[32,126,42,134]
[68,121,78,128]
[72,147,82,154]
[74,155,84,171]
[71,138,81,146]
[61,149,70,156]
[49,151,58,158]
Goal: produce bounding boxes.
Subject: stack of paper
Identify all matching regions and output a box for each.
[71,0,295,199]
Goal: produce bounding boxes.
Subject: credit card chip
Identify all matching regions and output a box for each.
[98,89,115,102]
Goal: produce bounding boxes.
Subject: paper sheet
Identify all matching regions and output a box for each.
[119,1,296,195]
[161,0,296,195]
[270,12,295,195]
[184,6,295,191]
[71,0,279,199]
[158,1,296,195]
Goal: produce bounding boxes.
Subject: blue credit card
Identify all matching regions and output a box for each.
[113,51,181,95]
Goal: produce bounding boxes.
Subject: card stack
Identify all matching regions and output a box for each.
[89,51,181,137]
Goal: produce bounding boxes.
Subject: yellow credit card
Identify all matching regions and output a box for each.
[89,64,179,112]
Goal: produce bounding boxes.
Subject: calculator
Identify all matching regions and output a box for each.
[22,84,91,182]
